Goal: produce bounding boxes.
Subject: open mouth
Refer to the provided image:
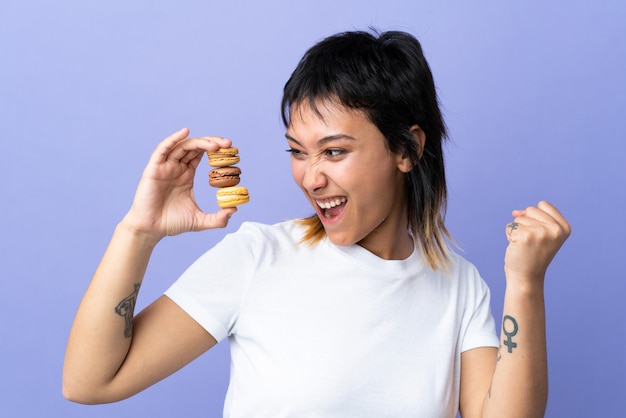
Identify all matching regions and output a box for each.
[315,197,347,220]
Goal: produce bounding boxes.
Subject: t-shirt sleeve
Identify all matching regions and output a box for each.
[164,223,259,342]
[460,265,500,352]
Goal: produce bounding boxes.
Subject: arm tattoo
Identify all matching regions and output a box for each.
[502,315,519,353]
[489,316,520,399]
[114,283,140,338]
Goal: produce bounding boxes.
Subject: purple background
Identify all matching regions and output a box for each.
[1,1,624,417]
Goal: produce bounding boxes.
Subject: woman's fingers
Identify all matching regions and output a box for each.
[169,136,230,162]
[139,131,235,185]
[536,201,572,237]
[149,129,233,166]
[504,201,571,280]
[149,128,190,165]
[196,207,238,231]
[507,201,571,243]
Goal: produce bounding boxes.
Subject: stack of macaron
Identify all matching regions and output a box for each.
[207,147,250,208]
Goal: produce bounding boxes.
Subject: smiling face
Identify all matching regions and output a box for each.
[286,100,414,260]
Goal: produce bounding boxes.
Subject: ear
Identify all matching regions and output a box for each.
[396,125,426,173]
[410,125,426,159]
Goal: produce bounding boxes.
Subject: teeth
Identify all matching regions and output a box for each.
[316,197,346,209]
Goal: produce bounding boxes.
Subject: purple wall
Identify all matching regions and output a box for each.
[1,1,624,417]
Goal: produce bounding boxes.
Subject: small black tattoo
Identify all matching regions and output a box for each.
[502,315,519,353]
[115,284,140,338]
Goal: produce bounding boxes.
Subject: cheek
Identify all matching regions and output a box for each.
[290,160,304,186]
[356,167,402,206]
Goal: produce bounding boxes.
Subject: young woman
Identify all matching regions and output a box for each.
[63,30,570,417]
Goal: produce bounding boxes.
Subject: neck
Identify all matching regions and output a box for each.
[357,206,413,260]
[358,231,413,260]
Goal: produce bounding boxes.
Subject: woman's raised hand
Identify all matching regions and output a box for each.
[504,200,571,287]
[122,128,237,240]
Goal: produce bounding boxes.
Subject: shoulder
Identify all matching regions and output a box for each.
[448,251,481,277]
[445,250,491,295]
[232,219,306,244]
[217,219,308,258]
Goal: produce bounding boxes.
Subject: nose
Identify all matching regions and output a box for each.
[301,160,327,193]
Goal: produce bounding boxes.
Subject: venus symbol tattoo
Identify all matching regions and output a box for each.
[502,315,519,353]
[115,284,140,338]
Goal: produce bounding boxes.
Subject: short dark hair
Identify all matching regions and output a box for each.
[282,29,451,270]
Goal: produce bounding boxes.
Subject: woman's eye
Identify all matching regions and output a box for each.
[325,149,344,157]
[286,148,305,158]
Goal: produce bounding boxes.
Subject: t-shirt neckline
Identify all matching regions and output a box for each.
[323,237,423,275]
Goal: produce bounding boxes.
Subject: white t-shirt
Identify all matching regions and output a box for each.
[165,220,499,418]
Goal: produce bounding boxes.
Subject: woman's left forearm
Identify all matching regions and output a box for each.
[482,278,548,418]
[479,201,570,417]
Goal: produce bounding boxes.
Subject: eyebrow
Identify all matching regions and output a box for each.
[285,133,357,147]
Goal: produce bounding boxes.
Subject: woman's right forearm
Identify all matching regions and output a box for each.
[63,220,160,403]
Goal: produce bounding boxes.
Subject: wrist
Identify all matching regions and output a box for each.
[117,216,163,248]
[504,271,546,298]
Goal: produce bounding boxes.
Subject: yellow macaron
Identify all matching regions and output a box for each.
[216,186,250,208]
[207,147,240,167]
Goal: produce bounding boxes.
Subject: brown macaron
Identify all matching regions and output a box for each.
[209,166,241,188]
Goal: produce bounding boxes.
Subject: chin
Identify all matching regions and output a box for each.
[324,231,360,247]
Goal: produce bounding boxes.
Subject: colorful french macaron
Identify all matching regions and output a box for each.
[207,146,249,207]
[207,147,240,167]
[209,166,241,188]
[216,186,250,208]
